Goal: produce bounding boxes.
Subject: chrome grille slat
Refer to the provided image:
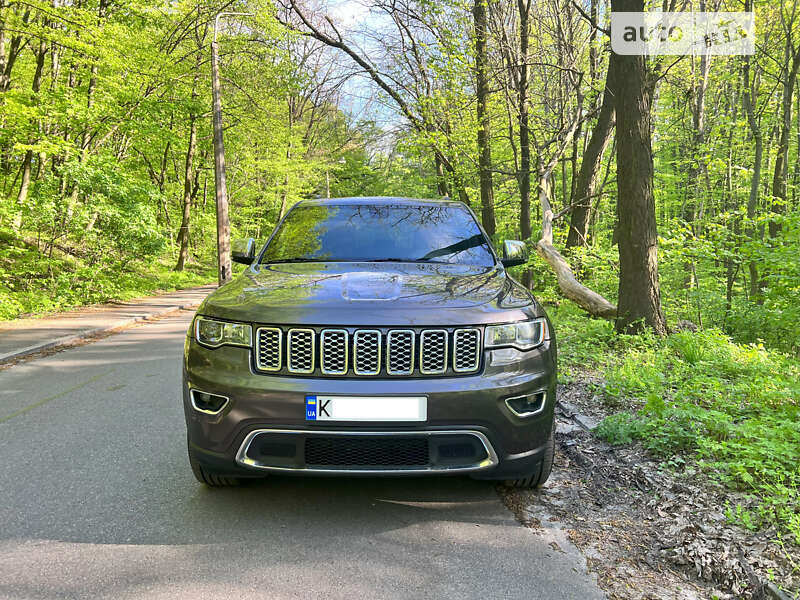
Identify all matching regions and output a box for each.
[287,328,315,374]
[255,326,479,376]
[387,330,415,375]
[256,327,282,371]
[353,329,381,375]
[420,329,448,375]
[453,328,481,373]
[320,329,348,375]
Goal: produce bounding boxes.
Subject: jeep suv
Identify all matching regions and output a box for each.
[183,197,556,487]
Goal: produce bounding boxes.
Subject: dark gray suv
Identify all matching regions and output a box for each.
[183,197,556,487]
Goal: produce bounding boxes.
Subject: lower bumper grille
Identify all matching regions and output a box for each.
[305,436,429,467]
[236,430,498,473]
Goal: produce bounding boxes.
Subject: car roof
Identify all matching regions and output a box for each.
[297,196,465,208]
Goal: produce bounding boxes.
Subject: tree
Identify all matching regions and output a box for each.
[175,20,205,272]
[610,0,667,335]
[473,0,496,237]
[566,56,616,248]
[769,6,800,239]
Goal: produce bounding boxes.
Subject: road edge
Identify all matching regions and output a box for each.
[0,300,202,365]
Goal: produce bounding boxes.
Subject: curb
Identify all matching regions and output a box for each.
[0,301,201,365]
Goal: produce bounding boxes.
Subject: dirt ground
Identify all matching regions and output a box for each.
[500,380,799,600]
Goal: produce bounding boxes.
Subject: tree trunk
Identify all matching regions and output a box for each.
[175,56,201,271]
[769,43,800,239]
[175,113,197,271]
[0,3,7,92]
[0,5,30,93]
[66,0,107,214]
[610,0,667,335]
[14,37,47,229]
[517,0,530,241]
[81,0,107,159]
[516,0,532,287]
[741,33,763,301]
[279,100,294,220]
[566,58,616,248]
[682,29,712,290]
[434,154,450,197]
[473,0,496,237]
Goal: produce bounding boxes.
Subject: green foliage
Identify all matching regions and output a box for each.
[554,307,800,543]
[0,0,385,316]
[0,225,212,320]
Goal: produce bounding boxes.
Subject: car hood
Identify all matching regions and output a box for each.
[198,262,540,326]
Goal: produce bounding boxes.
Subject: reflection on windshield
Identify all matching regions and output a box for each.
[261,203,495,267]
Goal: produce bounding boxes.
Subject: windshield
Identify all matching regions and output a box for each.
[260,203,496,267]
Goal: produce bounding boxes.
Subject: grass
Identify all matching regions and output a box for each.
[0,229,214,321]
[550,304,800,545]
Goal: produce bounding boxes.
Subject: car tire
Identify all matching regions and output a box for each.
[188,440,240,487]
[506,421,555,489]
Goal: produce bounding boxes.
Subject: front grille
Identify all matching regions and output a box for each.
[387,329,414,375]
[256,327,281,371]
[420,329,448,374]
[287,329,315,373]
[353,330,381,375]
[320,329,348,375]
[453,329,480,372]
[305,436,430,467]
[254,326,482,377]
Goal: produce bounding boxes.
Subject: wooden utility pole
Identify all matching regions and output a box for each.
[211,12,252,285]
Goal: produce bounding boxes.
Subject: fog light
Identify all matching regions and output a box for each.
[190,389,229,414]
[505,392,546,417]
[489,347,524,366]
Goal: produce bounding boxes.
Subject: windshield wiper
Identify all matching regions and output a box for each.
[419,234,487,261]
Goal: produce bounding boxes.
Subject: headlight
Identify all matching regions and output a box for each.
[484,317,547,351]
[195,317,252,348]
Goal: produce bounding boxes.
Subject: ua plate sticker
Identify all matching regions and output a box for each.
[305,395,331,420]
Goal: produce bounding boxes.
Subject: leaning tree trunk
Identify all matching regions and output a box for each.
[530,108,617,319]
[610,0,667,335]
[566,57,617,248]
[536,173,617,318]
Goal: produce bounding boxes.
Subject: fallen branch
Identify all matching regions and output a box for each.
[535,240,617,319]
[535,138,617,320]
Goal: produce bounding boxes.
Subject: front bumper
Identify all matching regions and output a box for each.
[183,338,556,480]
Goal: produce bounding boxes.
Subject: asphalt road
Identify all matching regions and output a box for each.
[0,311,604,600]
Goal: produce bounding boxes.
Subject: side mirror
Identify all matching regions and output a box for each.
[501,240,528,268]
[231,238,256,265]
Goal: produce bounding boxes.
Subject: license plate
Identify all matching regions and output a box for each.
[305,395,427,422]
